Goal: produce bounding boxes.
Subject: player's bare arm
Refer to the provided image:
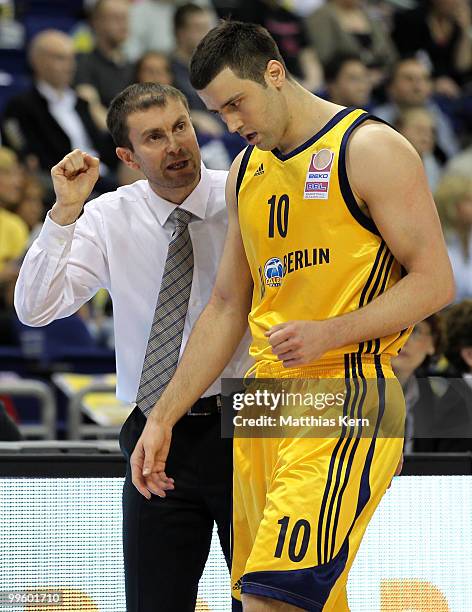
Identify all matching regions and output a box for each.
[130,150,253,499]
[267,123,455,367]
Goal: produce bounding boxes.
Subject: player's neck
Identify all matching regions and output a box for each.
[276,85,346,155]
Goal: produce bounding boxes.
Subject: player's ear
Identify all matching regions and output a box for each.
[116,147,140,170]
[265,60,286,89]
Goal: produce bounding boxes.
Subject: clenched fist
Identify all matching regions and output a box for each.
[50,149,100,226]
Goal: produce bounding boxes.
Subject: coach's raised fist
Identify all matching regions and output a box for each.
[50,149,100,226]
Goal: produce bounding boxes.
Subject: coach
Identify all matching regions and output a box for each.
[15,83,250,612]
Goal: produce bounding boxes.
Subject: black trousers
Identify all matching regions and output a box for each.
[119,406,232,612]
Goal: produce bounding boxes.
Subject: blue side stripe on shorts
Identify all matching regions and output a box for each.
[349,354,385,533]
[316,354,351,565]
[328,352,368,561]
[323,352,362,563]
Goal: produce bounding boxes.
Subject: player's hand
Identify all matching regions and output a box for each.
[50,149,100,225]
[265,320,331,367]
[130,416,174,499]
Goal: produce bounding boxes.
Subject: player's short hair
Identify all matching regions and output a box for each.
[189,20,288,90]
[106,82,189,149]
[324,52,364,84]
[443,301,472,374]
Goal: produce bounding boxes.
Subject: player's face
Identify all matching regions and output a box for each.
[125,100,201,191]
[198,66,287,151]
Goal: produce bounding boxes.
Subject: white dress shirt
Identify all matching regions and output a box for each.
[15,164,252,403]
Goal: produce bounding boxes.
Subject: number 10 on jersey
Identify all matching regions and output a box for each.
[268,194,290,238]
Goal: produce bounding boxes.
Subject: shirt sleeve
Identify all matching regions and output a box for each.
[14,205,110,326]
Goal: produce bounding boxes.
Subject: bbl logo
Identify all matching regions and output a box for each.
[264,257,284,287]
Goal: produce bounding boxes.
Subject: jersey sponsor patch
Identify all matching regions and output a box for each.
[264,257,284,287]
[304,149,335,200]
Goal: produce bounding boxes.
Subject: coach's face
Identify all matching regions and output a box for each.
[197,65,288,151]
[121,100,201,196]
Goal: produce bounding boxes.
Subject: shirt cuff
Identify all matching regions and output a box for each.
[35,211,76,254]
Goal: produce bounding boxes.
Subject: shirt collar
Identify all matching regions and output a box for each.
[37,81,76,105]
[145,162,212,227]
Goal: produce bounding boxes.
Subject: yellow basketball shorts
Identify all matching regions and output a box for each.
[231,353,405,611]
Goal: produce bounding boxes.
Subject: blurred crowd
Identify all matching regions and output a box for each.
[1,0,472,446]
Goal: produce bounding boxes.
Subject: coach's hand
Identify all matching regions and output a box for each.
[50,149,100,226]
[130,416,174,500]
[266,320,331,367]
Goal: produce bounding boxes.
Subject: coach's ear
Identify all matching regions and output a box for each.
[116,147,141,171]
[265,59,286,90]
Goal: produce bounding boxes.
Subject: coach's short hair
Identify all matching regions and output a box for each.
[106,83,189,149]
[189,20,288,90]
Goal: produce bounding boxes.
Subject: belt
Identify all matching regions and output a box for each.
[186,394,222,416]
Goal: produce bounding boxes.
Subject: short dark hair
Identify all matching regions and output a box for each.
[189,20,288,90]
[106,83,189,149]
[174,3,204,34]
[133,50,172,84]
[324,52,364,84]
[443,301,472,374]
[386,55,430,88]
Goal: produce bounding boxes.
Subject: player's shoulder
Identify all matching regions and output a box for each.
[349,119,416,161]
[347,118,424,199]
[225,147,254,198]
[348,118,422,179]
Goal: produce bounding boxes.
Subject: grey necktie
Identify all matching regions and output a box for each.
[136,208,194,417]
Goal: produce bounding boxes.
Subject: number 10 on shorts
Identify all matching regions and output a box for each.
[274,516,311,562]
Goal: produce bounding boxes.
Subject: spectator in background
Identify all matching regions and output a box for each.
[125,0,214,61]
[171,3,216,120]
[439,300,472,451]
[306,0,397,85]
[435,174,472,301]
[15,176,46,244]
[135,51,173,87]
[75,0,134,109]
[373,57,459,163]
[239,0,323,93]
[0,148,27,306]
[324,52,372,107]
[396,107,442,191]
[392,315,443,452]
[1,30,117,192]
[170,3,243,169]
[392,0,472,97]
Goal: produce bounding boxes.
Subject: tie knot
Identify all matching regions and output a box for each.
[170,207,192,230]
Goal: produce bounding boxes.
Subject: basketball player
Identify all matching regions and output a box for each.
[131,22,455,611]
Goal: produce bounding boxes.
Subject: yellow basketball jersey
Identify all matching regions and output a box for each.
[237,107,412,365]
